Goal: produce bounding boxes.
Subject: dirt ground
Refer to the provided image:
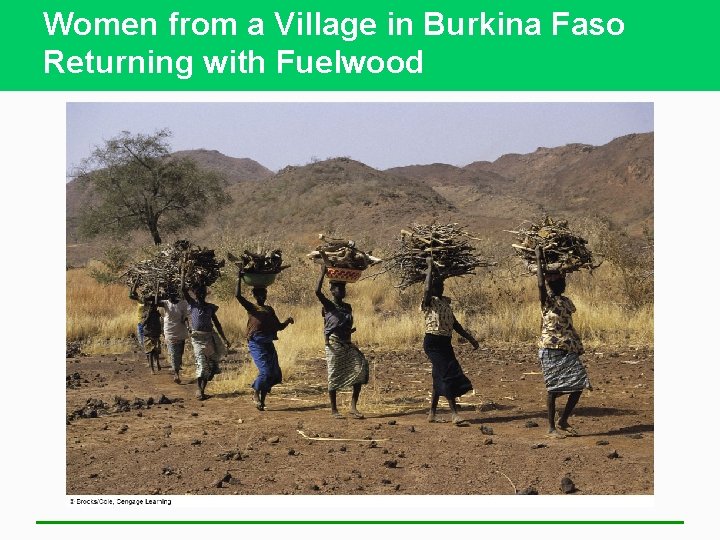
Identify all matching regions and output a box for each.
[66,344,653,495]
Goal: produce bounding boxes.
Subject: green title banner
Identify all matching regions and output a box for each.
[2,1,718,90]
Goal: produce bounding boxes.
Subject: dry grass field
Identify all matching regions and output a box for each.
[67,262,654,350]
[67,254,652,395]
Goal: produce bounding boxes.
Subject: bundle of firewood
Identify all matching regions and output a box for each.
[509,216,600,274]
[383,223,495,289]
[126,240,224,298]
[227,249,290,275]
[307,234,382,270]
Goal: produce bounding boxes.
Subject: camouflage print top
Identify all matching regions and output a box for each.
[538,294,584,354]
[423,296,454,337]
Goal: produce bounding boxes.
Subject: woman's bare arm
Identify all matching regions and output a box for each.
[535,246,547,306]
[211,312,230,347]
[180,268,193,303]
[453,317,479,349]
[234,270,254,312]
[315,265,335,312]
[422,256,434,309]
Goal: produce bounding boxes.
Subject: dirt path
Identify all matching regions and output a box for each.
[66,344,653,495]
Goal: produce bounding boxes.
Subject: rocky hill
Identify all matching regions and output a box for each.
[390,132,653,235]
[171,149,273,184]
[212,157,455,243]
[66,133,653,265]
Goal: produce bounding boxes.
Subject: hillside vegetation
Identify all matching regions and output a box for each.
[67,133,653,266]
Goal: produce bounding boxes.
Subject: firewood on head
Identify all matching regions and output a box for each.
[227,248,288,275]
[508,215,601,274]
[381,223,495,289]
[126,240,225,299]
[307,234,381,271]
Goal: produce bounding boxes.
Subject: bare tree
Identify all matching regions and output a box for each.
[76,129,230,245]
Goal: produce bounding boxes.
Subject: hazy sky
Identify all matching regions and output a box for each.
[67,102,652,174]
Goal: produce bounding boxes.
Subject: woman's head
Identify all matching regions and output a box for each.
[430,277,444,297]
[252,287,268,305]
[193,284,207,302]
[329,280,346,300]
[546,274,566,295]
[167,286,179,303]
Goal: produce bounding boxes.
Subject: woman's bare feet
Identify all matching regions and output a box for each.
[558,422,579,436]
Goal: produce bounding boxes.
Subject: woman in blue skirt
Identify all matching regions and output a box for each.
[236,270,294,411]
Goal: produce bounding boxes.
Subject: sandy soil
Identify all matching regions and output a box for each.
[66,344,653,495]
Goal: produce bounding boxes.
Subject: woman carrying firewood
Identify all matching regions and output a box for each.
[141,296,163,373]
[181,275,230,401]
[235,271,294,411]
[422,257,479,425]
[315,265,369,419]
[158,286,190,384]
[535,246,591,438]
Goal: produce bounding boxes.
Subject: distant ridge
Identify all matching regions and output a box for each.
[66,133,653,265]
[389,132,653,233]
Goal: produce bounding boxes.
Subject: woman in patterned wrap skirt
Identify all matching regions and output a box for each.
[181,277,230,401]
[535,246,591,438]
[315,265,369,419]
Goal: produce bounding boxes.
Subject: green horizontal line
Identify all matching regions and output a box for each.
[37,520,684,525]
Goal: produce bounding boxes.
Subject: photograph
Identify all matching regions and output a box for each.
[65,102,654,496]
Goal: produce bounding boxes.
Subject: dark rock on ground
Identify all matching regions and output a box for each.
[66,341,84,358]
[218,451,243,461]
[215,472,232,488]
[561,476,576,494]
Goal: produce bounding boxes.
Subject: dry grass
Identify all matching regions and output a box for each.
[67,260,653,395]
